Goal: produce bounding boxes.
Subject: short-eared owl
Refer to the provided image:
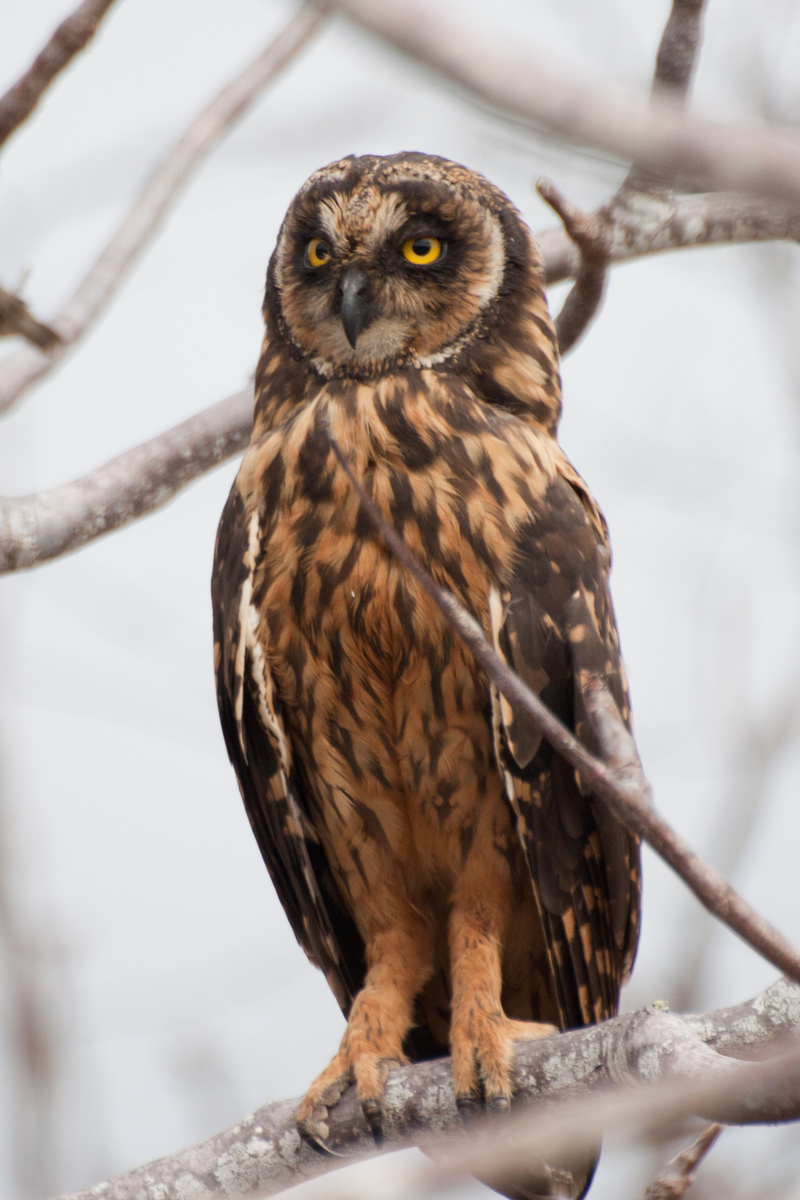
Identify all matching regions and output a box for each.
[212,153,640,1199]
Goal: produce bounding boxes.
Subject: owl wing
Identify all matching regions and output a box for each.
[489,458,641,1029]
[212,483,365,1017]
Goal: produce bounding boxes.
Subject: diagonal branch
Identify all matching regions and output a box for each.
[0,0,118,152]
[0,4,325,417]
[48,979,800,1200]
[642,1122,722,1199]
[0,286,61,351]
[325,429,800,986]
[331,0,800,208]
[0,387,252,572]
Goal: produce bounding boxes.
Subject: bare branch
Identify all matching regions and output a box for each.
[541,190,800,284]
[49,980,800,1200]
[0,5,325,416]
[0,285,61,351]
[326,430,800,985]
[0,388,252,572]
[643,1123,722,1199]
[331,0,800,208]
[0,0,118,152]
[651,0,708,103]
[536,177,609,354]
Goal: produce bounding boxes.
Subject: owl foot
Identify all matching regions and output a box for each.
[296,1042,406,1150]
[451,1014,557,1110]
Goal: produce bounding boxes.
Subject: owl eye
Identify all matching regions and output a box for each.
[402,236,442,265]
[305,238,331,268]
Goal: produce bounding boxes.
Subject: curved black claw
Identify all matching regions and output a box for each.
[297,1119,348,1157]
[362,1097,384,1148]
[456,1094,480,1122]
[488,1095,511,1113]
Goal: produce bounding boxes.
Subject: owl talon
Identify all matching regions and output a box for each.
[488,1095,510,1113]
[456,1094,480,1119]
[362,1097,384,1147]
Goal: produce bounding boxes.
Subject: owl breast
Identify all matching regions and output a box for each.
[242,370,553,936]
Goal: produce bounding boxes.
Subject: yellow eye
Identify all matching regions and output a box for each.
[402,236,442,265]
[305,237,331,268]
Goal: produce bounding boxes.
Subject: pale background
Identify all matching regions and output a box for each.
[1,1,800,1196]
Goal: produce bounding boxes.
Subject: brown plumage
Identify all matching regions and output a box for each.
[212,153,641,1198]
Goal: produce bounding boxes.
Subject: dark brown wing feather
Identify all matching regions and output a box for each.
[212,483,365,1016]
[491,464,641,1030]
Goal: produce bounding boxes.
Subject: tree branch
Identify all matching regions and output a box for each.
[642,1122,722,1199]
[651,0,708,103]
[0,5,325,416]
[0,388,252,572]
[0,285,61,351]
[330,0,800,208]
[49,979,800,1200]
[0,0,118,152]
[536,178,610,354]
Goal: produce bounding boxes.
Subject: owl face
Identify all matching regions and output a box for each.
[266,153,538,376]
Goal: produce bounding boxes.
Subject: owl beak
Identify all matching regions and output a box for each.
[338,264,371,349]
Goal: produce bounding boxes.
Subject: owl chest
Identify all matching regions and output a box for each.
[252,478,515,894]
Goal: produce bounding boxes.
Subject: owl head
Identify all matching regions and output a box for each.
[263,153,557,386]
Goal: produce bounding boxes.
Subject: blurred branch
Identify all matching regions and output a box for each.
[51,979,800,1200]
[642,1123,722,1199]
[0,764,59,1196]
[0,0,118,152]
[670,694,800,1015]
[650,0,707,104]
[0,284,61,351]
[329,429,800,986]
[624,0,708,196]
[0,4,325,417]
[331,0,800,206]
[0,387,252,572]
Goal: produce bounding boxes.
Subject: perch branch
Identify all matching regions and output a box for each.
[50,979,800,1200]
[0,4,325,416]
[0,0,118,152]
[327,430,800,985]
[0,388,252,572]
[332,0,800,206]
[536,177,610,353]
[642,1122,722,1199]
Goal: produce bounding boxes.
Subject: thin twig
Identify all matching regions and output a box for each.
[0,387,252,572]
[536,177,609,354]
[0,5,325,417]
[331,0,800,207]
[325,430,800,986]
[0,285,61,351]
[643,1123,722,1199]
[0,0,118,152]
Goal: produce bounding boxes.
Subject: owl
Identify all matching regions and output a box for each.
[212,153,640,1199]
